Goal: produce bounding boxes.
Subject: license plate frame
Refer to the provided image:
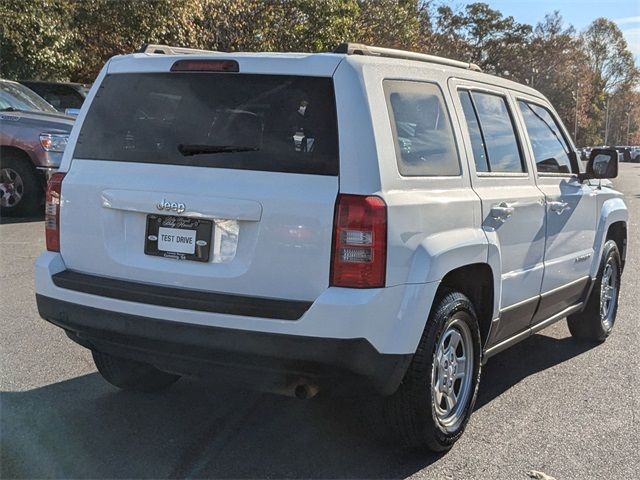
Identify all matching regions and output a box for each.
[145,214,213,262]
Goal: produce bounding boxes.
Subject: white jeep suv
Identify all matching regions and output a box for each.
[35,43,628,452]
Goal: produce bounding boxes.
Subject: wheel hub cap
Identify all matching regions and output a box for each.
[431,317,474,433]
[0,167,24,208]
[600,261,618,330]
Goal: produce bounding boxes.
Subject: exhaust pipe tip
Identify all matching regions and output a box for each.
[294,383,319,400]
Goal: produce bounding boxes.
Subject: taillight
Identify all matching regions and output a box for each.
[45,173,65,252]
[330,194,387,288]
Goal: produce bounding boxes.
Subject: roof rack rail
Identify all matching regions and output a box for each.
[333,42,482,72]
[138,44,219,55]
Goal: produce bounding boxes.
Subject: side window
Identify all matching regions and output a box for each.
[458,91,489,172]
[469,91,525,173]
[384,80,460,176]
[518,101,573,174]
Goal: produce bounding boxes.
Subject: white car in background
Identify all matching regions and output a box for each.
[35,43,628,452]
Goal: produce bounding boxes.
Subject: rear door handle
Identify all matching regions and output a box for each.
[490,202,514,221]
[549,201,570,215]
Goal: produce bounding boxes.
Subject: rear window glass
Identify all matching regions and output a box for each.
[74,73,339,175]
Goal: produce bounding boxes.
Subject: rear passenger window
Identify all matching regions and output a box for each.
[517,101,573,174]
[458,91,489,172]
[384,80,460,176]
[458,90,525,173]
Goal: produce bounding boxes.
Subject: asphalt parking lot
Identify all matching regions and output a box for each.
[1,163,638,480]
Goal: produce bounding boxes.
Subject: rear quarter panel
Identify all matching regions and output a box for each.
[341,57,493,303]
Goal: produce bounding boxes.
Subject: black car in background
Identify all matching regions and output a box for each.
[19,81,89,114]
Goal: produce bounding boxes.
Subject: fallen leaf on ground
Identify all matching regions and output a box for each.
[526,470,557,480]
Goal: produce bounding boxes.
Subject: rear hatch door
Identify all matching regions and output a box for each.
[60,65,340,302]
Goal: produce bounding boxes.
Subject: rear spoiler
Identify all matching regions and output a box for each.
[138,44,219,55]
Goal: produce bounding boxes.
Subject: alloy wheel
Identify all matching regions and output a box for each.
[431,315,474,433]
[600,259,618,330]
[0,167,24,208]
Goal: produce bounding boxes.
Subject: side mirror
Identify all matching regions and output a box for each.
[64,108,80,117]
[579,148,618,182]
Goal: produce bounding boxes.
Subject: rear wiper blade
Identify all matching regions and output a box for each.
[178,144,259,156]
[0,107,21,112]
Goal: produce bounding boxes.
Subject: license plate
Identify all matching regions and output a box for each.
[145,214,212,262]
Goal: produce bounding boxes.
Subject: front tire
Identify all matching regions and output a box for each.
[92,350,180,392]
[382,291,482,451]
[567,240,621,342]
[0,154,42,216]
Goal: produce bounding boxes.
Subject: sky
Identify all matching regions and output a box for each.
[456,0,640,65]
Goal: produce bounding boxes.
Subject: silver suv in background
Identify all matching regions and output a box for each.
[0,79,73,216]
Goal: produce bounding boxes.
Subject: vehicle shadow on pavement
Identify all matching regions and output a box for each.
[1,332,594,479]
[476,332,594,410]
[0,213,44,224]
[0,375,435,479]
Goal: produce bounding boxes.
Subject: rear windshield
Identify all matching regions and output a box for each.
[74,73,339,175]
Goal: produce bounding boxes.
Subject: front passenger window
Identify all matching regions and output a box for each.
[518,101,573,174]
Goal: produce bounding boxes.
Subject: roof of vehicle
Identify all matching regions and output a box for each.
[106,43,546,101]
[20,80,91,88]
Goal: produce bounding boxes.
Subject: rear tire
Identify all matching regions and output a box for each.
[0,154,42,217]
[92,350,180,392]
[567,240,621,342]
[381,291,482,451]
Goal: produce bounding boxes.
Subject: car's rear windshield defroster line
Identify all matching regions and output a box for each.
[74,73,339,176]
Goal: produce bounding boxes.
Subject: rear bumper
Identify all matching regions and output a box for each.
[35,252,440,356]
[36,294,412,396]
[51,270,312,320]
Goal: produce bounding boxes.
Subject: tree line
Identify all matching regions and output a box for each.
[1,0,638,146]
